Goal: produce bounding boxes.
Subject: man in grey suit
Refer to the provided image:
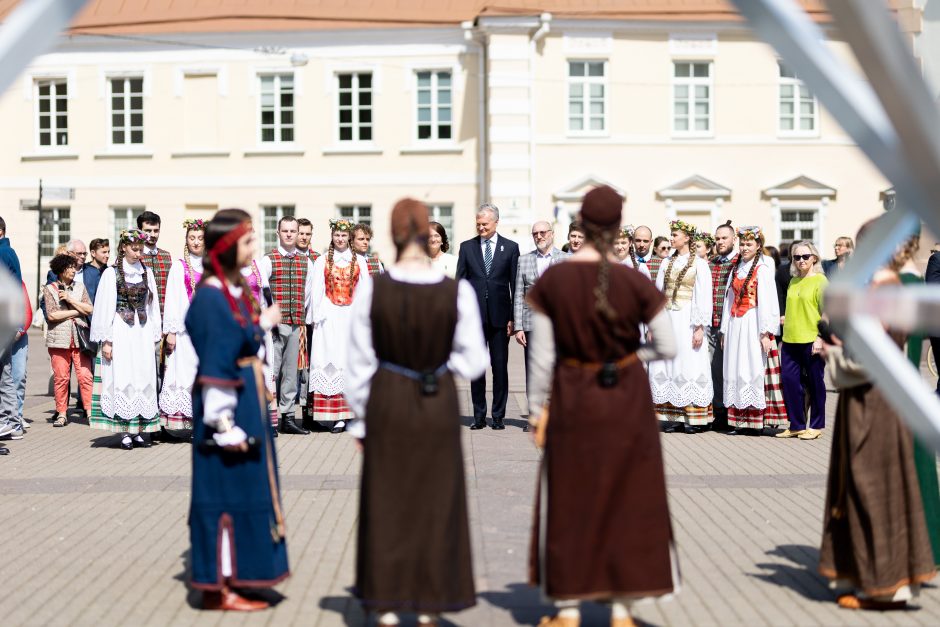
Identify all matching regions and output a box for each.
[513,220,566,431]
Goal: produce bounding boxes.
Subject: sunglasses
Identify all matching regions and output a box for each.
[792,254,814,261]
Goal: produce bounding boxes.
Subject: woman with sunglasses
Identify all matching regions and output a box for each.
[776,241,828,440]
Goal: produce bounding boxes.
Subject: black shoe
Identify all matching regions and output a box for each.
[469,419,487,430]
[272,428,279,438]
[681,424,702,434]
[491,419,505,430]
[120,436,133,450]
[0,446,9,455]
[301,409,317,432]
[279,415,309,435]
[661,422,679,433]
[132,434,152,448]
[522,423,529,433]
[330,420,347,434]
[727,428,761,436]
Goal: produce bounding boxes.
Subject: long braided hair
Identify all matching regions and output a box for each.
[325,219,358,285]
[114,230,152,306]
[182,221,206,297]
[662,224,696,307]
[730,226,765,308]
[585,222,619,322]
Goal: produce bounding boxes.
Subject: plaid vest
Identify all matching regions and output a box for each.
[709,253,739,327]
[140,249,172,316]
[647,256,663,282]
[364,253,383,277]
[266,250,308,325]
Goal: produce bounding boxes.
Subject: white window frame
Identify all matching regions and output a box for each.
[775,202,822,249]
[413,69,454,143]
[40,206,71,265]
[34,78,69,149]
[108,75,145,146]
[110,206,144,249]
[337,205,372,226]
[427,203,454,236]
[335,71,374,144]
[672,61,713,138]
[261,205,294,253]
[566,59,608,136]
[777,61,819,138]
[257,73,296,145]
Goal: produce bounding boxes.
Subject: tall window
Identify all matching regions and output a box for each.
[36,79,68,147]
[112,207,144,249]
[428,204,454,236]
[338,205,371,226]
[259,74,295,143]
[778,62,817,134]
[416,70,452,141]
[780,209,818,250]
[337,73,373,142]
[567,61,606,133]
[262,205,294,252]
[673,61,712,135]
[110,77,144,145]
[40,208,70,267]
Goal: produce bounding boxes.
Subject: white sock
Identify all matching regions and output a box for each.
[377,612,399,625]
[611,598,632,619]
[417,614,438,624]
[335,420,346,429]
[557,605,580,619]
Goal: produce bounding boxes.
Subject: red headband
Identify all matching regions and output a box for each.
[208,220,255,326]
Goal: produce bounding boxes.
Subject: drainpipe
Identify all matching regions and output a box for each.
[532,12,552,44]
[463,20,488,206]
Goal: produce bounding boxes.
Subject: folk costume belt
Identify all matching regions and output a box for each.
[379,361,448,396]
[561,353,638,388]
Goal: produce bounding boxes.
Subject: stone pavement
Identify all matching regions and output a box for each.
[2,329,940,626]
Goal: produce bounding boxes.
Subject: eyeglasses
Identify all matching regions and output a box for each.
[792,254,814,261]
[531,230,551,237]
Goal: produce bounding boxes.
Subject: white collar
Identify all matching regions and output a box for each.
[481,233,498,244]
[122,260,144,277]
[187,255,204,271]
[277,245,298,257]
[332,247,353,262]
[144,246,159,256]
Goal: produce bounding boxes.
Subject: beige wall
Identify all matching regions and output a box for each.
[0,20,893,297]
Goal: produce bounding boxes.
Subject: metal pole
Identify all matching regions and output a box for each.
[36,179,42,302]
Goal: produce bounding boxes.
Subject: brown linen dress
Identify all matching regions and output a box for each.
[354,275,476,613]
[526,262,676,600]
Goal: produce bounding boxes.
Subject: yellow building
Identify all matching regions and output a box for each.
[0,0,902,294]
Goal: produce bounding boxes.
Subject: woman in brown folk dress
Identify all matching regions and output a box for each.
[525,186,678,627]
[818,219,936,610]
[345,199,488,627]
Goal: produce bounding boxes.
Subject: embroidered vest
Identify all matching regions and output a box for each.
[244,260,264,305]
[325,259,361,306]
[267,250,308,325]
[115,272,150,326]
[140,249,172,315]
[663,257,697,309]
[182,259,203,302]
[730,266,759,318]
[364,254,383,277]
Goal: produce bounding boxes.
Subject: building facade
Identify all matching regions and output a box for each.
[0,1,894,296]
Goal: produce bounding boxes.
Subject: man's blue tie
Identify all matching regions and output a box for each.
[484,238,493,275]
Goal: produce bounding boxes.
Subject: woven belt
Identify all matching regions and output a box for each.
[379,361,448,380]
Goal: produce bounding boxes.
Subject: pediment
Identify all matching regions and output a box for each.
[762,175,836,199]
[552,174,626,202]
[657,174,731,200]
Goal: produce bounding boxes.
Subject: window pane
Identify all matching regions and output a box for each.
[781,212,797,222]
[130,113,143,127]
[799,211,814,221]
[780,85,794,98]
[569,83,583,98]
[338,74,352,89]
[281,110,294,125]
[280,93,293,108]
[694,118,709,131]
[262,128,274,142]
[261,110,274,125]
[438,90,452,105]
[569,117,583,131]
[418,124,431,139]
[39,132,50,145]
[39,116,50,129]
[417,72,431,86]
[780,117,794,130]
[130,96,143,110]
[417,91,431,105]
[800,102,814,116]
[589,117,604,130]
[438,125,452,139]
[56,115,67,129]
[694,85,709,99]
[674,102,688,116]
[359,92,372,106]
[261,76,273,90]
[280,75,293,89]
[569,101,583,115]
[111,97,124,110]
[130,78,143,93]
[569,62,585,77]
[55,98,67,113]
[589,101,603,115]
[56,131,67,145]
[360,127,372,141]
[674,118,689,131]
[674,85,688,99]
[339,127,353,141]
[359,74,372,89]
[782,229,795,240]
[693,63,710,77]
[39,99,50,113]
[438,107,451,122]
[38,83,50,96]
[281,128,293,142]
[112,130,124,143]
[588,62,604,77]
[799,85,811,99]
[779,62,796,78]
[339,109,352,124]
[417,107,431,122]
[589,84,604,99]
[674,63,690,78]
[694,102,708,116]
[780,102,794,116]
[130,130,143,143]
[111,80,124,94]
[437,72,451,87]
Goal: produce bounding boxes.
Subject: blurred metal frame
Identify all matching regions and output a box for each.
[728,0,940,452]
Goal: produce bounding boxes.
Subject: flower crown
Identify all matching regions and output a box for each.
[737,226,763,241]
[182,218,207,231]
[329,218,355,232]
[669,219,697,236]
[694,230,715,247]
[619,224,636,239]
[119,229,151,246]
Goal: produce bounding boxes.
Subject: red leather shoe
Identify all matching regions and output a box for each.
[202,589,270,611]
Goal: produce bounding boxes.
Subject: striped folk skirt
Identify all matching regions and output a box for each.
[309,392,354,422]
[655,403,713,426]
[89,353,161,434]
[727,339,790,429]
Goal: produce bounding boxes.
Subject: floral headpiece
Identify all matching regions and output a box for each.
[119,229,151,246]
[694,230,715,248]
[182,218,207,231]
[329,218,355,232]
[669,219,697,236]
[619,224,636,240]
[737,226,763,241]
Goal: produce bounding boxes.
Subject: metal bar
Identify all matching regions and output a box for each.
[0,0,89,98]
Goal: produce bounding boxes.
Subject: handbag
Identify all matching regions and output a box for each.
[75,318,98,356]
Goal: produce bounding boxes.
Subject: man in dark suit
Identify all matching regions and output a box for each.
[927,249,940,394]
[456,203,520,430]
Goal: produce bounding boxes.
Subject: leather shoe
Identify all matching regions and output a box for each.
[522,423,529,433]
[202,589,269,611]
[469,419,487,430]
[681,424,702,434]
[661,422,678,433]
[279,415,309,435]
[491,419,505,430]
[0,446,9,455]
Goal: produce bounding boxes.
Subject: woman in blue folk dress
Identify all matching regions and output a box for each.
[185,208,289,611]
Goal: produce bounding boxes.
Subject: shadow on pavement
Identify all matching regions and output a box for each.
[480,583,638,626]
[173,548,285,610]
[751,544,832,602]
[89,434,124,448]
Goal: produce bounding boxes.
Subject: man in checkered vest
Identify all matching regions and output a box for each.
[351,223,384,276]
[294,217,320,429]
[633,225,661,280]
[259,216,315,435]
[708,221,738,432]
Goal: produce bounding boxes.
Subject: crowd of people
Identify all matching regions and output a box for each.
[0,192,939,624]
